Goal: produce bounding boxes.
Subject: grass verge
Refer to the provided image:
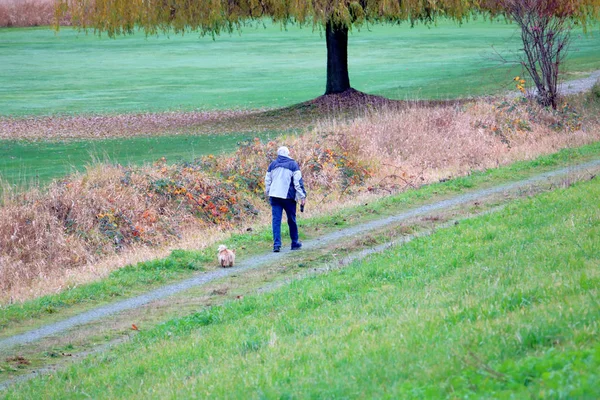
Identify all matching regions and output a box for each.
[1,141,599,335]
[5,146,600,398]
[0,250,207,335]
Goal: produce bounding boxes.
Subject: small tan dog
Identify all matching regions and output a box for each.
[217,244,236,268]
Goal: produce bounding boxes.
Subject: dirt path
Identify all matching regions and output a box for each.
[0,208,501,391]
[1,158,599,354]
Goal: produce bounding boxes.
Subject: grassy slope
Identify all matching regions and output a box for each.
[1,20,599,117]
[4,151,599,398]
[2,141,600,334]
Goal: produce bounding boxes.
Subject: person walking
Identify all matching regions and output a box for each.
[265,146,307,252]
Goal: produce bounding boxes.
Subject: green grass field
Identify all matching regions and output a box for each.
[4,155,599,398]
[1,20,600,116]
[2,19,599,189]
[1,14,600,397]
[0,132,276,189]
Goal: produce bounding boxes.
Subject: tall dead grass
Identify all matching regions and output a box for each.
[326,100,598,187]
[0,0,69,27]
[2,98,599,304]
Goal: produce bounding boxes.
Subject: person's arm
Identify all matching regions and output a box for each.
[293,169,306,200]
[264,169,272,198]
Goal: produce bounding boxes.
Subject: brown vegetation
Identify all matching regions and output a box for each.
[0,110,259,141]
[340,99,595,185]
[0,92,453,141]
[1,97,599,303]
[0,0,70,28]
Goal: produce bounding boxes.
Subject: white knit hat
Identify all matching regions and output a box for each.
[277,146,290,157]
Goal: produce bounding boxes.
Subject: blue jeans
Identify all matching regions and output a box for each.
[270,197,300,248]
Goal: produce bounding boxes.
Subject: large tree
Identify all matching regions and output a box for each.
[56,0,474,96]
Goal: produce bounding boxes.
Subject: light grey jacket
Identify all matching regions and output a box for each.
[264,155,306,200]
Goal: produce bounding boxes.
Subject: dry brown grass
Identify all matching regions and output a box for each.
[325,100,599,187]
[2,98,599,304]
[0,0,69,28]
[0,91,455,141]
[0,110,262,140]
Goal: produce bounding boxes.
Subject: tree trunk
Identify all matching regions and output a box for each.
[325,20,351,94]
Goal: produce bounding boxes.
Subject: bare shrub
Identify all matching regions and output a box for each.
[481,0,599,109]
[503,0,572,109]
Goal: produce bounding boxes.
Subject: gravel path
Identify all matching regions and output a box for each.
[0,206,503,392]
[508,70,600,99]
[559,71,600,95]
[1,158,599,353]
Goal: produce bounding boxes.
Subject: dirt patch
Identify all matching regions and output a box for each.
[299,88,467,112]
[0,110,257,141]
[5,356,30,366]
[0,90,469,142]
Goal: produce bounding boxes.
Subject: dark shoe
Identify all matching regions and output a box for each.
[291,243,302,251]
[273,246,281,253]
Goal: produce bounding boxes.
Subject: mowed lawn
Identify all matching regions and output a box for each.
[1,20,600,116]
[0,132,275,189]
[2,20,600,189]
[6,174,600,398]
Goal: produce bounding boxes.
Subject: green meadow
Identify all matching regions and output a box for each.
[1,20,600,116]
[1,10,600,397]
[5,159,599,398]
[0,132,276,189]
[2,20,600,188]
